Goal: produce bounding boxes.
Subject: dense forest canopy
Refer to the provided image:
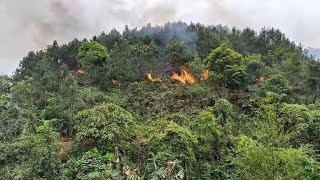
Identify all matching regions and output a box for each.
[1,21,320,179]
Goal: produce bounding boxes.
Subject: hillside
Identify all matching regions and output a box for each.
[1,22,320,179]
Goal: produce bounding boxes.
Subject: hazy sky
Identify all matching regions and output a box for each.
[0,0,319,74]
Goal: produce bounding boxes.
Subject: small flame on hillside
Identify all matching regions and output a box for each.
[256,76,264,83]
[76,68,84,75]
[112,79,121,86]
[201,70,209,81]
[60,70,65,77]
[171,68,196,84]
[145,73,162,82]
[146,73,154,82]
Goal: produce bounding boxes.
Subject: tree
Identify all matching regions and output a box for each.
[234,136,319,180]
[0,121,61,179]
[144,153,184,180]
[0,101,37,142]
[166,40,195,69]
[250,73,290,97]
[58,39,82,69]
[213,99,235,125]
[40,73,86,136]
[106,38,137,82]
[77,41,109,86]
[205,43,248,89]
[136,119,198,177]
[191,110,223,161]
[245,54,266,83]
[130,41,160,79]
[62,148,117,180]
[75,103,134,147]
[77,41,108,67]
[0,75,11,95]
[5,21,320,179]
[98,29,122,50]
[306,61,320,101]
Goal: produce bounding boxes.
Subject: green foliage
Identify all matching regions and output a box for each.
[144,154,184,180]
[0,75,11,95]
[191,110,223,160]
[234,135,320,180]
[137,119,197,162]
[130,40,161,78]
[214,98,235,125]
[3,22,320,179]
[306,61,320,101]
[250,73,291,99]
[104,39,161,82]
[305,110,320,150]
[245,54,266,83]
[77,41,108,67]
[63,148,107,180]
[0,103,37,141]
[205,43,248,89]
[106,38,138,82]
[280,104,311,130]
[10,78,35,107]
[250,106,291,147]
[62,148,124,180]
[0,94,9,111]
[77,41,109,87]
[264,74,290,94]
[0,121,61,180]
[105,81,215,121]
[75,103,134,146]
[166,40,195,68]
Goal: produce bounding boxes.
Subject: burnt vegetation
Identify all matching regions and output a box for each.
[1,21,320,179]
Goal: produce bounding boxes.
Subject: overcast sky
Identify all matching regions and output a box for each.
[0,0,319,74]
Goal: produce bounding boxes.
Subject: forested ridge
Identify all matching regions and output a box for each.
[1,21,320,179]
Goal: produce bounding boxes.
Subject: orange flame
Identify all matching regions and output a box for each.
[201,70,209,81]
[76,68,84,75]
[112,79,120,86]
[171,68,196,84]
[146,73,154,82]
[256,76,265,83]
[145,73,162,82]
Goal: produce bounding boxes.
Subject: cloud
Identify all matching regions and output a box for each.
[0,0,319,74]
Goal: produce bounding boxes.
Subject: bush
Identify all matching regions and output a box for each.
[75,103,134,147]
[234,135,320,180]
[205,43,248,89]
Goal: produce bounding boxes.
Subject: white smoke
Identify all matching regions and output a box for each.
[0,0,319,74]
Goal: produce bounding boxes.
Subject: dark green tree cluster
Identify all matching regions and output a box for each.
[1,21,319,179]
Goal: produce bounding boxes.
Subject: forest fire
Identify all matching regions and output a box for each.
[76,68,84,75]
[112,79,121,86]
[256,76,265,83]
[145,68,207,84]
[171,68,196,84]
[145,73,162,82]
[59,137,72,163]
[201,70,209,81]
[146,73,154,82]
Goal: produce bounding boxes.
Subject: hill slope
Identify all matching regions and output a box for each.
[1,22,320,179]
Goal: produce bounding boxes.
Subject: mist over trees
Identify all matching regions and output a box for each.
[1,21,320,179]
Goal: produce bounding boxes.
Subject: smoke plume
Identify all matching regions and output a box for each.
[0,0,319,74]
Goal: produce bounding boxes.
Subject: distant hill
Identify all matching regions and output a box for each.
[307,47,320,60]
